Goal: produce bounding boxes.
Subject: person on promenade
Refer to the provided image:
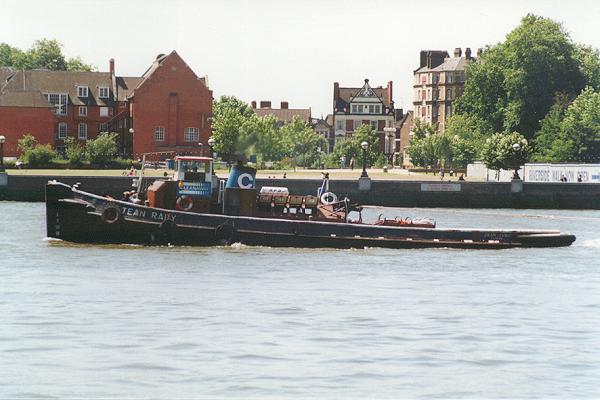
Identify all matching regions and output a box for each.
[340,155,346,169]
[440,168,445,180]
[349,156,356,171]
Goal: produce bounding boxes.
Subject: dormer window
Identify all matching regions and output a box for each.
[99,87,109,98]
[77,86,88,97]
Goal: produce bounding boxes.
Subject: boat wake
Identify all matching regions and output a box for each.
[579,238,600,248]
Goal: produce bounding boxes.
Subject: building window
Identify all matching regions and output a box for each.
[46,93,67,115]
[78,106,87,117]
[352,104,364,114]
[421,74,427,84]
[370,120,377,130]
[99,123,108,132]
[99,87,109,98]
[368,105,375,114]
[78,123,87,140]
[375,105,381,113]
[77,86,88,97]
[184,127,199,142]
[100,107,109,117]
[155,127,165,142]
[58,123,67,139]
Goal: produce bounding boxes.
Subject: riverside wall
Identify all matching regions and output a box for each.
[2,174,600,209]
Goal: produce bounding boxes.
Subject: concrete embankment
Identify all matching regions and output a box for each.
[2,174,600,209]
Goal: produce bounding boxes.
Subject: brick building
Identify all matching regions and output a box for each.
[250,100,311,127]
[0,51,212,158]
[413,47,479,132]
[332,79,398,153]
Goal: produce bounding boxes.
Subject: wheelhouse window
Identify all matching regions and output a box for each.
[155,127,165,142]
[184,127,199,142]
[77,86,88,97]
[78,123,87,140]
[58,123,67,139]
[99,87,109,98]
[78,106,87,117]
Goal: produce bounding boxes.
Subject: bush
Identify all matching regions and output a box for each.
[64,137,86,166]
[17,134,37,155]
[22,144,56,167]
[86,132,118,166]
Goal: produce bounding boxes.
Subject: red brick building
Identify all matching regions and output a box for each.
[0,51,212,159]
[125,52,213,157]
[0,91,55,156]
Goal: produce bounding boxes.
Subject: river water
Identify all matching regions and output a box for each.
[1,202,599,399]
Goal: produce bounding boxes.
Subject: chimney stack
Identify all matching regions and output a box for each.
[259,100,271,109]
[454,48,462,58]
[109,58,115,77]
[334,82,340,109]
[280,101,289,109]
[387,81,393,106]
[251,101,257,109]
[465,48,472,59]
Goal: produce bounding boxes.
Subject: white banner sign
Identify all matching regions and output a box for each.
[421,183,461,192]
[523,164,600,183]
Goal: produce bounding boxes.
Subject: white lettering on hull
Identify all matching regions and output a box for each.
[120,206,176,222]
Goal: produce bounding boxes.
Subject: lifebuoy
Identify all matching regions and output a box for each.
[101,206,121,224]
[320,191,338,205]
[176,195,194,211]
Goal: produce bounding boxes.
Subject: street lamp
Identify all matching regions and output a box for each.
[207,137,216,174]
[0,135,5,172]
[383,127,395,169]
[360,141,369,178]
[128,128,134,158]
[512,143,521,179]
[316,146,322,169]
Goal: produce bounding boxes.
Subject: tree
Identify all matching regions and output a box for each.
[407,120,456,169]
[555,87,600,162]
[331,124,380,168]
[575,44,600,91]
[444,114,491,168]
[279,117,327,167]
[0,39,94,71]
[211,95,255,156]
[239,114,285,161]
[86,133,119,165]
[481,132,532,177]
[66,56,94,72]
[532,93,572,161]
[456,14,586,139]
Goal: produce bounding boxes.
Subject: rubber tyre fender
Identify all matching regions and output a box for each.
[101,206,121,224]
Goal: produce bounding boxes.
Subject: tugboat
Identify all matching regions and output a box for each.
[45,155,576,249]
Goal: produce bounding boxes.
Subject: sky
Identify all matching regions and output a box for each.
[2,0,600,117]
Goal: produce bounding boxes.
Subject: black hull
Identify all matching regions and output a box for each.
[45,182,576,249]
